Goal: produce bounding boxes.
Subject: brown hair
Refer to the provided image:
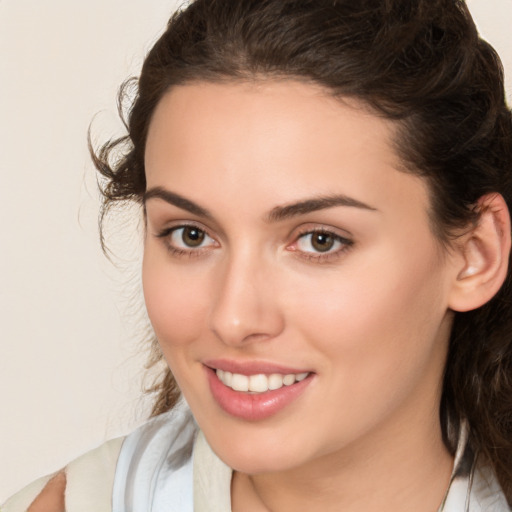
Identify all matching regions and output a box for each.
[91,0,512,500]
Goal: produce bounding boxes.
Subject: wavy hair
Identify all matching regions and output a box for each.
[91,0,512,500]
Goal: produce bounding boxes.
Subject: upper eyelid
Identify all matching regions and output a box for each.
[291,223,353,241]
[152,220,353,247]
[146,210,226,240]
[292,230,353,250]
[296,230,351,242]
[289,225,354,252]
[154,220,214,236]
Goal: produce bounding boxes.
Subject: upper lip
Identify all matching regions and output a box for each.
[203,358,312,376]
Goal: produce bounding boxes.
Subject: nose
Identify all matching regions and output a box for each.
[209,251,284,347]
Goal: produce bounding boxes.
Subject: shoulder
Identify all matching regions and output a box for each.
[1,437,125,512]
[27,472,66,512]
[2,406,195,512]
[64,436,125,511]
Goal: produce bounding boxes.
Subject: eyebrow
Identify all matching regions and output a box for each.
[144,187,213,218]
[266,195,377,222]
[143,187,377,221]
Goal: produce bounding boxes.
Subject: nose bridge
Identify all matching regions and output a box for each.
[209,244,283,346]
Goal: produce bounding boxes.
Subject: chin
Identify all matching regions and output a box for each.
[203,422,315,475]
[219,447,302,475]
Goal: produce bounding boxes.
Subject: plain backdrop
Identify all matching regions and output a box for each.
[1,0,511,500]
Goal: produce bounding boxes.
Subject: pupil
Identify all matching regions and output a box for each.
[312,233,334,252]
[183,227,205,247]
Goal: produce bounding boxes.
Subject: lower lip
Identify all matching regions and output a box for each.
[206,367,313,421]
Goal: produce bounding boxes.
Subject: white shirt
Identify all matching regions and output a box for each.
[112,404,510,512]
[3,402,509,511]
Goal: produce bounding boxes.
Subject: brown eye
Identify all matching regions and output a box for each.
[311,232,335,252]
[182,226,205,247]
[295,230,351,258]
[167,225,215,251]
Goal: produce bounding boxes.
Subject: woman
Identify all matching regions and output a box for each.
[4,0,512,510]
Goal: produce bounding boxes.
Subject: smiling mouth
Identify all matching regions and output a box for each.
[205,365,314,420]
[215,369,310,393]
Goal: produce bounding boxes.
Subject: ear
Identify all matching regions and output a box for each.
[448,193,511,312]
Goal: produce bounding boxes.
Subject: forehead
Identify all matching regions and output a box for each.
[145,80,396,167]
[144,80,430,228]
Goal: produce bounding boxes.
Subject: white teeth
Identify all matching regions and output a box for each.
[215,369,309,393]
[223,371,233,387]
[231,373,249,392]
[268,373,284,390]
[283,374,296,386]
[248,374,268,392]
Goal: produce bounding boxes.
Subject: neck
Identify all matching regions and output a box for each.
[231,412,453,512]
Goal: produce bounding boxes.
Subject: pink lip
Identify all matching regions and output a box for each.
[204,363,314,421]
[203,358,311,376]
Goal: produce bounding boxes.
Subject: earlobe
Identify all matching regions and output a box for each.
[448,193,511,312]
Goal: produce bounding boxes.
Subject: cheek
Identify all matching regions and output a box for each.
[289,258,444,345]
[286,242,450,398]
[142,249,210,349]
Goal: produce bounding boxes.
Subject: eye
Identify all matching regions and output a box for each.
[156,224,218,255]
[297,231,341,253]
[171,226,210,248]
[290,228,353,261]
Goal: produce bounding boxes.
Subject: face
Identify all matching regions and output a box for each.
[143,81,458,475]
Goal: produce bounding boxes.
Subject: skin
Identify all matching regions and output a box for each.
[27,472,65,512]
[142,80,461,512]
[27,81,510,510]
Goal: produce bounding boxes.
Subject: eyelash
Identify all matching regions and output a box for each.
[290,228,354,263]
[155,224,353,262]
[156,224,218,258]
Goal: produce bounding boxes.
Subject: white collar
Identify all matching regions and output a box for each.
[113,407,509,511]
[194,422,509,512]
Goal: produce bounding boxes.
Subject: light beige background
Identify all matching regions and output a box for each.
[0,0,511,500]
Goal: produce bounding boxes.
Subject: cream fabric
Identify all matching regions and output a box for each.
[65,436,124,512]
[1,437,123,512]
[1,473,54,512]
[3,415,509,512]
[193,430,231,512]
[114,404,510,512]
